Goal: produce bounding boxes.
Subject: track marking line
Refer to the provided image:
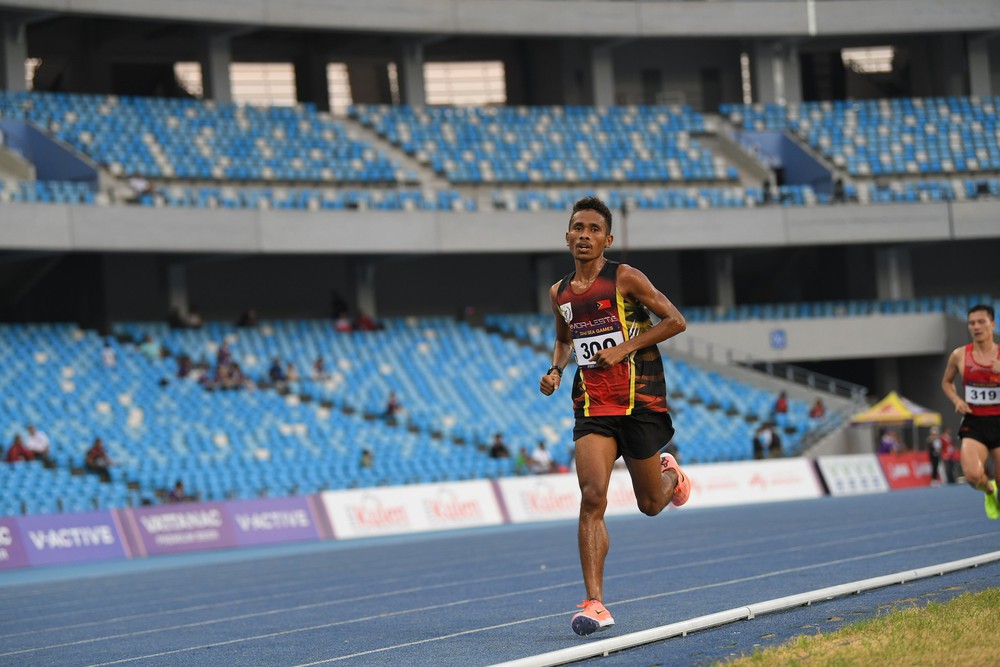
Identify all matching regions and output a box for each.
[45,533,992,666]
[488,549,1000,667]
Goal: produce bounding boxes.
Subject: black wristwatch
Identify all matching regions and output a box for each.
[547,365,563,376]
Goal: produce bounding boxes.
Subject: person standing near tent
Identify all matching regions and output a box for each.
[940,303,1000,519]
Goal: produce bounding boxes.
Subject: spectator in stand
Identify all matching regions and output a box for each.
[529,440,554,474]
[25,424,53,468]
[5,435,34,463]
[940,426,960,484]
[139,334,161,361]
[177,354,193,379]
[312,355,329,380]
[216,341,233,368]
[383,391,402,424]
[770,391,789,419]
[489,432,510,459]
[334,312,353,333]
[268,357,287,389]
[809,398,826,419]
[168,480,188,503]
[101,341,117,368]
[85,437,112,482]
[186,305,203,329]
[752,424,770,460]
[360,449,374,469]
[514,447,530,474]
[285,361,300,383]
[236,308,258,328]
[355,312,381,331]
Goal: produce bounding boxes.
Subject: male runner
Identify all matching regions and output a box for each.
[539,196,691,636]
[941,303,1000,519]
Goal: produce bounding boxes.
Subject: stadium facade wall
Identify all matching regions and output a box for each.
[3,201,999,256]
[0,0,997,37]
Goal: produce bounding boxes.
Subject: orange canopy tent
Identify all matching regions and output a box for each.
[849,391,942,428]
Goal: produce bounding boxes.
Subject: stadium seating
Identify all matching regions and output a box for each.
[351,104,737,184]
[681,294,997,322]
[3,91,998,211]
[0,179,97,204]
[139,184,475,211]
[2,308,850,515]
[0,90,404,183]
[722,96,1000,178]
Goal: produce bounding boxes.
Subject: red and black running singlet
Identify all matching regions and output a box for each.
[556,260,667,417]
[963,343,1000,416]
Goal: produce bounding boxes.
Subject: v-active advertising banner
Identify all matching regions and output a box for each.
[15,510,128,568]
[229,497,322,546]
[0,516,31,570]
[127,502,238,556]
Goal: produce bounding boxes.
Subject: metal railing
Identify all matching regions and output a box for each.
[661,334,869,404]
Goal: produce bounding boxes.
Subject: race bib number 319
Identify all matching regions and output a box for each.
[966,385,1000,405]
[574,331,625,367]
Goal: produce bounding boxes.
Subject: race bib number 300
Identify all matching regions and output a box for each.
[574,331,625,367]
[966,385,1000,405]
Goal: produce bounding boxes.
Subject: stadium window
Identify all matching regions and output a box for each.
[327,63,352,116]
[230,63,297,106]
[425,61,506,106]
[172,62,298,105]
[841,47,894,74]
[387,60,507,106]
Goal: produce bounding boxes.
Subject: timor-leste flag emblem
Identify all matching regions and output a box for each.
[596,299,611,310]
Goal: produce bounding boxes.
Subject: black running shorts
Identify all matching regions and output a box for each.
[573,412,675,460]
[958,413,1000,449]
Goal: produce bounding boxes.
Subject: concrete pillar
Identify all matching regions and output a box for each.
[875,246,913,300]
[167,263,189,317]
[752,40,801,104]
[355,260,377,318]
[202,34,233,103]
[590,43,616,107]
[968,34,995,97]
[397,40,426,108]
[0,19,28,92]
[711,252,736,309]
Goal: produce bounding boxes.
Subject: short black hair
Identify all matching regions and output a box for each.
[968,303,995,321]
[569,196,613,233]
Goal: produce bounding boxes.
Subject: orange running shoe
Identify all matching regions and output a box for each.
[571,598,615,636]
[661,452,691,507]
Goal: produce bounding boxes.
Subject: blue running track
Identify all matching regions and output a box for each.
[0,485,998,666]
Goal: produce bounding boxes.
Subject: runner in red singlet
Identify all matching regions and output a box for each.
[941,303,1000,519]
[539,196,691,636]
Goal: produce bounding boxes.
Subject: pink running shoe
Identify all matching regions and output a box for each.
[571,598,615,636]
[661,452,691,507]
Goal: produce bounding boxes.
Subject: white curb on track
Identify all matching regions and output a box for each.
[490,550,1000,667]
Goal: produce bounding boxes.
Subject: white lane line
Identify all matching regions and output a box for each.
[3,528,988,660]
[488,549,1000,667]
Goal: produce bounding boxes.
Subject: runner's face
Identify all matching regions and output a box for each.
[566,209,612,260]
[967,310,995,342]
